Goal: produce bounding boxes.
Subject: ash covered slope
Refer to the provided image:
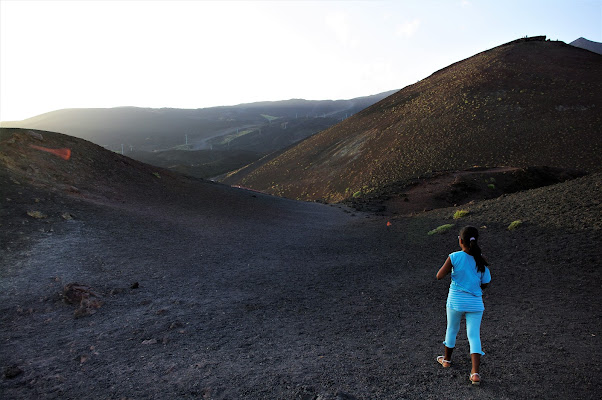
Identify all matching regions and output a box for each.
[225,38,602,202]
[0,127,330,247]
[0,127,182,203]
[0,127,228,213]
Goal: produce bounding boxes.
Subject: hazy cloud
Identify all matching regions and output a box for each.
[396,19,421,38]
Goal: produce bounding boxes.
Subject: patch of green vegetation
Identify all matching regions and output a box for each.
[352,191,362,198]
[61,213,74,220]
[261,114,279,122]
[453,210,469,219]
[507,220,522,230]
[487,183,496,189]
[171,144,193,151]
[152,172,161,179]
[27,210,47,219]
[213,129,255,145]
[428,224,455,235]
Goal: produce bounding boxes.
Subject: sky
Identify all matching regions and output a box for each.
[1,0,600,121]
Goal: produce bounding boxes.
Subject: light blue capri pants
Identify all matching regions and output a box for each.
[443,307,485,355]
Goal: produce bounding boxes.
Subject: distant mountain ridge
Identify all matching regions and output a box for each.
[224,38,602,202]
[0,91,396,179]
[0,91,397,153]
[0,90,396,178]
[570,37,602,55]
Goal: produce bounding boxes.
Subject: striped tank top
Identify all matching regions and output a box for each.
[446,251,491,312]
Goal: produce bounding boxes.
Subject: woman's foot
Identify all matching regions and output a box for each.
[437,356,451,368]
[469,372,481,385]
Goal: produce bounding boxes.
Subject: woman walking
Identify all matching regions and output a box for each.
[436,226,492,385]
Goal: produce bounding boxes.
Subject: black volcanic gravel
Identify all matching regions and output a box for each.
[1,129,601,399]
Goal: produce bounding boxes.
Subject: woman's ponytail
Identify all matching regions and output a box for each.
[460,226,488,272]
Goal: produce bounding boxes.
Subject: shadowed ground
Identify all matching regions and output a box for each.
[1,129,600,399]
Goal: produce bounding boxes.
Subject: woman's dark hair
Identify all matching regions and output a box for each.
[460,226,488,272]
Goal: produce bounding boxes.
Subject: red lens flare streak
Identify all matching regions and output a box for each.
[29,144,72,161]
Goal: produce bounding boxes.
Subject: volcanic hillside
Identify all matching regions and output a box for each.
[224,38,602,202]
[0,127,311,243]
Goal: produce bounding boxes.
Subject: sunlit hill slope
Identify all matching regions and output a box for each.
[224,38,602,202]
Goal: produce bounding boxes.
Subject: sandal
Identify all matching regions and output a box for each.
[436,356,451,368]
[469,372,481,385]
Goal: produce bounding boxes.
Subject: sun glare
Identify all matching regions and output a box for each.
[1,0,600,121]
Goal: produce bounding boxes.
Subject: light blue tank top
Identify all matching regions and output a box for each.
[447,251,491,312]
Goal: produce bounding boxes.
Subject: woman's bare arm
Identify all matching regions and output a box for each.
[436,256,452,280]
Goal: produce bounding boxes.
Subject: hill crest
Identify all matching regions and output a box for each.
[224,38,602,202]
